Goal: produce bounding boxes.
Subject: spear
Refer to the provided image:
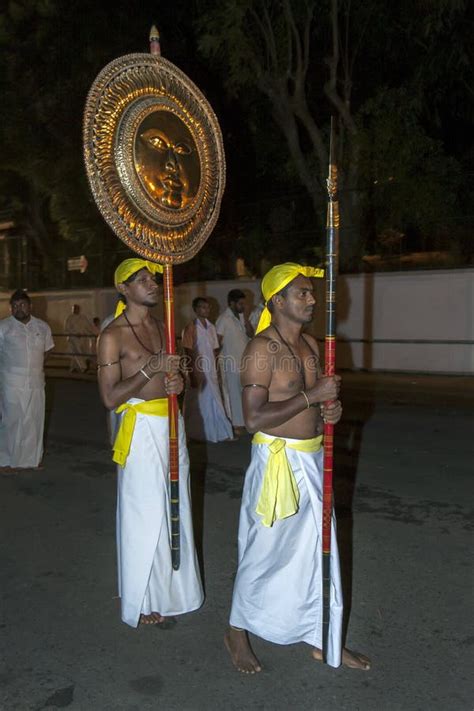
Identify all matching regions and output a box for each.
[322,118,339,662]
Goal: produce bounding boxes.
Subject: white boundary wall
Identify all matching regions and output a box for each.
[0,268,472,374]
[325,269,473,375]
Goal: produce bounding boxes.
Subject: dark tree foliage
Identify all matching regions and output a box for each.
[0,0,229,287]
[198,0,473,270]
[0,0,472,288]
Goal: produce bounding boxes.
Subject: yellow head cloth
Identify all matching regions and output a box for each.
[113,259,164,317]
[255,262,324,334]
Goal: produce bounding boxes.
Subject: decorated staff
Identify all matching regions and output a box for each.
[322,119,339,661]
[147,26,182,569]
[83,30,225,572]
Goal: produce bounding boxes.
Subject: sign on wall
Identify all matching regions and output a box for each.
[67,255,88,273]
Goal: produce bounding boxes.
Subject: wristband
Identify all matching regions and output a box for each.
[139,368,151,381]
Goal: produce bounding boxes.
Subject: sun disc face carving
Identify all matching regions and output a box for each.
[135,110,200,210]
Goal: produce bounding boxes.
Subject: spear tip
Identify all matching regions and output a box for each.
[149,24,161,56]
[327,117,338,197]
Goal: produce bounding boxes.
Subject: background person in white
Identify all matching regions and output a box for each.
[64,304,94,373]
[215,289,254,435]
[249,299,264,331]
[0,290,54,472]
[182,297,233,442]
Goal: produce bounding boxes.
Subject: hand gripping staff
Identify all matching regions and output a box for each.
[83,26,226,570]
[322,119,339,661]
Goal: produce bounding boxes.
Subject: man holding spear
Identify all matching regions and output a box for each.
[225,263,370,673]
[97,258,203,628]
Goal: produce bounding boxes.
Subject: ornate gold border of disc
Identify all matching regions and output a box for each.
[83,53,226,264]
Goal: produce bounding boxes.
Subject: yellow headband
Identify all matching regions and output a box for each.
[113,259,164,317]
[256,262,324,334]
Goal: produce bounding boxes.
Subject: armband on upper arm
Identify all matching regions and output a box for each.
[97,360,120,369]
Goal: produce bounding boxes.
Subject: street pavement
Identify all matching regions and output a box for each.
[0,372,472,711]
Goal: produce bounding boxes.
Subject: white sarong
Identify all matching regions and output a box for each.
[0,369,45,468]
[64,313,94,372]
[116,399,204,627]
[230,433,343,668]
[0,315,53,469]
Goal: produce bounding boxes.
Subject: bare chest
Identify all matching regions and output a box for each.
[270,344,320,395]
[120,322,163,373]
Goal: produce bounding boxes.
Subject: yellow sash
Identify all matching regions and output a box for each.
[112,398,168,467]
[252,433,323,527]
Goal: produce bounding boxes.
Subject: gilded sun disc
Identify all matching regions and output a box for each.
[83,53,225,265]
[134,110,200,210]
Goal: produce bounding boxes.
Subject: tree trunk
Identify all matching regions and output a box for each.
[24,182,58,283]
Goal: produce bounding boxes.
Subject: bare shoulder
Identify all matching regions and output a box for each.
[101,314,125,339]
[98,317,124,356]
[244,332,273,357]
[241,332,274,387]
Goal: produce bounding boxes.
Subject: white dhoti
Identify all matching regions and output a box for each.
[0,370,45,468]
[65,313,94,372]
[184,382,233,442]
[183,318,233,443]
[219,368,245,427]
[116,399,204,627]
[67,337,88,372]
[229,433,343,668]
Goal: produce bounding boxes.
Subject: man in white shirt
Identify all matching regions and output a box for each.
[215,289,254,435]
[0,290,54,472]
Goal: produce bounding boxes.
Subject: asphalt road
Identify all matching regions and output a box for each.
[0,372,472,711]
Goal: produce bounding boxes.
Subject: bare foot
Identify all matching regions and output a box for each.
[224,627,262,674]
[140,612,165,626]
[312,646,371,670]
[0,466,17,475]
[342,648,371,670]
